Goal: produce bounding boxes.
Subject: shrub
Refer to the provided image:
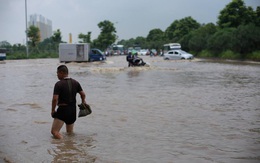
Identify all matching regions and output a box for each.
[247,51,260,61]
[6,52,27,60]
[197,50,216,58]
[219,50,240,59]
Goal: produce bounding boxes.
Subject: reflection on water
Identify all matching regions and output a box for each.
[49,134,96,162]
[0,57,259,163]
[127,69,141,78]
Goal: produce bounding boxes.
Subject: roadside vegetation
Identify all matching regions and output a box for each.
[1,0,259,61]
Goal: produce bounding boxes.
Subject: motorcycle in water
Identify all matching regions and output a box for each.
[126,53,147,67]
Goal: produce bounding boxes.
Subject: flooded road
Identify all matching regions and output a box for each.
[0,56,259,163]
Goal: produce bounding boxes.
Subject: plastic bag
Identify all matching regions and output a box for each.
[78,103,92,117]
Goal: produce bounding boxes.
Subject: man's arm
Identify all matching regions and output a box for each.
[79,91,86,104]
[51,95,59,115]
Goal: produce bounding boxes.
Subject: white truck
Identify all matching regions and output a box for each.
[112,44,124,55]
[163,43,181,54]
[59,43,90,62]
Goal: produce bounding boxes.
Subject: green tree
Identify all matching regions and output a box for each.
[94,20,117,50]
[78,32,92,43]
[187,23,217,53]
[117,39,128,47]
[165,16,200,42]
[146,29,165,50]
[217,0,256,28]
[207,28,236,55]
[134,36,147,48]
[51,29,62,43]
[12,44,26,52]
[118,38,135,49]
[38,38,55,54]
[0,41,12,48]
[165,20,179,42]
[146,29,164,41]
[255,6,260,26]
[233,23,260,56]
[27,25,40,47]
[0,41,12,57]
[178,33,193,51]
[51,29,62,53]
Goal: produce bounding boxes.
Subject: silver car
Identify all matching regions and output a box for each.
[164,50,194,60]
[138,49,148,55]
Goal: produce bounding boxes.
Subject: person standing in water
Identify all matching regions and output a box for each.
[51,65,86,139]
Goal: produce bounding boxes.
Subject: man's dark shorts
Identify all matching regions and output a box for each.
[52,105,76,125]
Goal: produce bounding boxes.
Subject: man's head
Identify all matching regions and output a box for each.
[57,65,68,80]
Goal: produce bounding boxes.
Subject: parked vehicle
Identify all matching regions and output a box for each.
[0,48,7,60]
[89,48,106,62]
[163,50,194,60]
[138,49,148,55]
[59,43,105,62]
[163,43,181,54]
[59,43,90,62]
[112,44,124,55]
[147,49,157,56]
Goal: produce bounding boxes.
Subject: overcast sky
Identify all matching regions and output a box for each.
[0,0,259,45]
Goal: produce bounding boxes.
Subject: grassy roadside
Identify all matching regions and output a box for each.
[196,50,260,62]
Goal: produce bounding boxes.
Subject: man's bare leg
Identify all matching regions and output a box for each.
[66,123,74,135]
[51,118,64,139]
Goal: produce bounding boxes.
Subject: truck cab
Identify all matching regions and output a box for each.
[89,49,106,62]
[0,48,7,60]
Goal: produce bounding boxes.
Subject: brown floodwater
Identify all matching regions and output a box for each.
[0,56,259,163]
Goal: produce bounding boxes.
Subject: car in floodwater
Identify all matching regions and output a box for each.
[163,50,194,60]
[89,49,106,62]
[138,49,148,55]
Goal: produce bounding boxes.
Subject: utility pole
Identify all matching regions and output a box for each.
[25,0,29,58]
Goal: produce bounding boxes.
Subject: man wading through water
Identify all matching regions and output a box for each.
[51,65,86,139]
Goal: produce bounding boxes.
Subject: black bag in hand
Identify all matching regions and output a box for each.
[78,103,92,117]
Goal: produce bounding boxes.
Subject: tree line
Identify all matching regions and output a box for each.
[0,0,259,61]
[118,0,260,60]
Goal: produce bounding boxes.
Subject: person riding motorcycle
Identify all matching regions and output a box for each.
[126,52,134,67]
[126,52,146,67]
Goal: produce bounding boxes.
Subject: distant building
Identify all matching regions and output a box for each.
[28,14,52,41]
